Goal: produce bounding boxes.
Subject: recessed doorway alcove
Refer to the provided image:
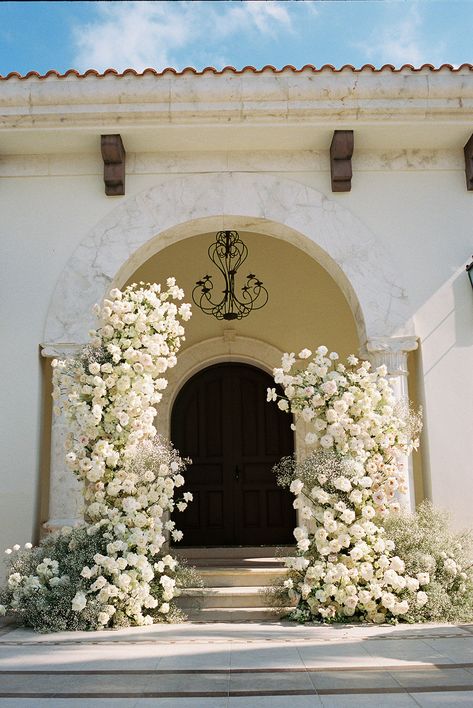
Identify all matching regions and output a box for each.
[171,362,295,547]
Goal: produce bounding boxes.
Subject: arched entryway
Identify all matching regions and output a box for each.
[41,173,418,531]
[171,363,295,546]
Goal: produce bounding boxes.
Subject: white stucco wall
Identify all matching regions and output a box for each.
[1,69,472,562]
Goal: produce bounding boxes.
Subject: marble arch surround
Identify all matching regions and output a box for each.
[43,172,415,347]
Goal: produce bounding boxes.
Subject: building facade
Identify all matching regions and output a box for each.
[1,64,472,562]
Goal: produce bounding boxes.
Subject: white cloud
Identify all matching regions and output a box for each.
[357,4,446,67]
[72,1,293,72]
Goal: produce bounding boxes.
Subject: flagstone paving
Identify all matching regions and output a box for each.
[0,621,473,706]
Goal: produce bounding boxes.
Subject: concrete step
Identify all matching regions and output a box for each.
[175,546,295,560]
[197,565,288,587]
[177,585,287,608]
[183,606,294,622]
[189,557,287,568]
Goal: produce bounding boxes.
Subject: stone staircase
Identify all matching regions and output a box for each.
[175,546,296,622]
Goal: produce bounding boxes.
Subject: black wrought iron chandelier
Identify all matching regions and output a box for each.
[192,230,269,321]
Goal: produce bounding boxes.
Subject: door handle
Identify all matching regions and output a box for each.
[234,465,240,481]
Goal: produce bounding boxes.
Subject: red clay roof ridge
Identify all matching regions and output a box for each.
[1,63,472,80]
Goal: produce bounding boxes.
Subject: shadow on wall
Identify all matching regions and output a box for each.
[453,269,473,348]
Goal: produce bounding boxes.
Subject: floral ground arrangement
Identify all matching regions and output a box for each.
[1,280,199,631]
[268,347,473,624]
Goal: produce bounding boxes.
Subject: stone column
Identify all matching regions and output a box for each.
[41,344,84,531]
[365,336,418,511]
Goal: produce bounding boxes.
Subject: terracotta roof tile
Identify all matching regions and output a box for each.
[1,63,472,80]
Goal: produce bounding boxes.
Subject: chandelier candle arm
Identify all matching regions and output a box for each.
[192,231,268,320]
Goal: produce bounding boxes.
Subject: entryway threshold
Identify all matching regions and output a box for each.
[175,545,295,560]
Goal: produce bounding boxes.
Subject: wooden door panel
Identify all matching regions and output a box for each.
[179,394,200,459]
[242,490,260,527]
[241,462,278,484]
[187,464,223,485]
[239,378,259,457]
[204,378,224,457]
[206,491,225,527]
[266,489,287,527]
[172,363,295,546]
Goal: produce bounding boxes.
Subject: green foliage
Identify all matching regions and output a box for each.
[0,526,108,632]
[385,501,473,623]
[0,526,203,632]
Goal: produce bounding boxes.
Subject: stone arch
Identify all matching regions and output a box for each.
[44,172,414,347]
[158,334,309,456]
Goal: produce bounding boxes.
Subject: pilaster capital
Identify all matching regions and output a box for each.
[363,336,418,378]
[365,336,418,355]
[40,342,84,359]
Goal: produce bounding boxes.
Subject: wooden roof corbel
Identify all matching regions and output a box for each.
[464,133,473,191]
[101,134,126,196]
[330,130,354,192]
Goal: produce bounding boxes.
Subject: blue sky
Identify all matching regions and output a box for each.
[0,1,472,76]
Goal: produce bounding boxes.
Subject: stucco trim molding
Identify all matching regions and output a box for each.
[44,173,414,349]
[2,68,473,129]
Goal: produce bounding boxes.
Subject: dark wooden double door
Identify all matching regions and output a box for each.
[171,363,295,546]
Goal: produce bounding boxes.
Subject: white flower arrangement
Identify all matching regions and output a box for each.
[270,345,421,516]
[270,346,424,623]
[1,281,194,630]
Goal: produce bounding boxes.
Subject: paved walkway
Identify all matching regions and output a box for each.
[1,620,473,706]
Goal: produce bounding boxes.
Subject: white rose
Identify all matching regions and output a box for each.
[416,591,428,607]
[344,596,358,610]
[298,348,312,359]
[321,380,338,397]
[334,476,351,492]
[392,600,409,615]
[417,572,430,586]
[349,490,363,505]
[389,556,405,574]
[340,509,356,525]
[405,576,420,592]
[71,591,87,612]
[290,479,304,495]
[359,477,373,488]
[362,505,375,519]
[443,558,457,575]
[320,434,334,449]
